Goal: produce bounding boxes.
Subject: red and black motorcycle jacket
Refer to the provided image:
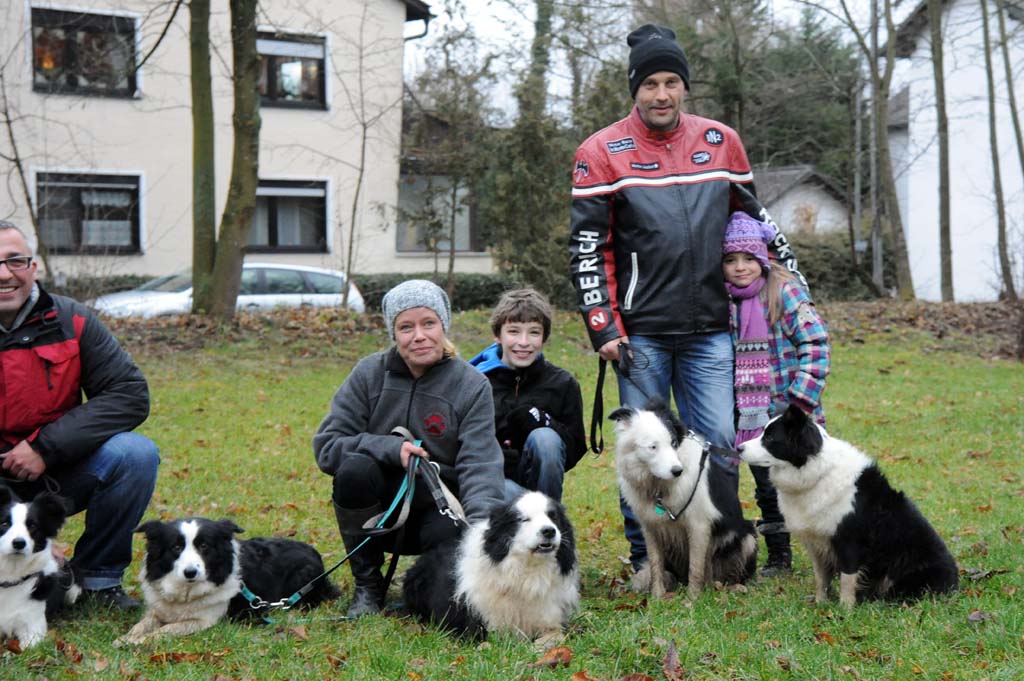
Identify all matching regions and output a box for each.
[0,286,149,469]
[569,107,800,350]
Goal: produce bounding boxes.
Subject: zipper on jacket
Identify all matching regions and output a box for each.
[405,376,420,429]
[43,359,54,390]
[623,252,639,311]
[514,374,521,398]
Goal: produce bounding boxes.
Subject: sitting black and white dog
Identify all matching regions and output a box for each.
[610,401,758,600]
[403,491,578,641]
[117,518,338,646]
[739,405,959,607]
[0,485,80,648]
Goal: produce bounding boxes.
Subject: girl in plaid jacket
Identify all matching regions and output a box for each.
[722,212,831,577]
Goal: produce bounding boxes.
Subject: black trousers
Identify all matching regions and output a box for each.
[332,452,460,555]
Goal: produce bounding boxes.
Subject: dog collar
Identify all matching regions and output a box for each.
[654,438,709,521]
[0,571,42,588]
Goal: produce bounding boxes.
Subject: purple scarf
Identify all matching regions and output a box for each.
[727,278,771,447]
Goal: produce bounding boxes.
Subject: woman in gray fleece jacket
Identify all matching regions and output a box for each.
[313,280,504,618]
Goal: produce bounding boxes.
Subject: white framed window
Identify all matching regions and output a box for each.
[31,8,136,98]
[36,173,141,254]
[257,32,326,109]
[248,180,327,253]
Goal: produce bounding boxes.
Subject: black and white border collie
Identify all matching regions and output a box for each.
[0,485,80,648]
[739,405,959,607]
[610,402,758,600]
[403,491,578,641]
[117,518,338,646]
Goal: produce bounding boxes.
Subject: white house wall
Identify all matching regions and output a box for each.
[769,184,848,234]
[0,0,474,282]
[894,0,1024,301]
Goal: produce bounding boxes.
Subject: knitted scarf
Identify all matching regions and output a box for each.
[727,277,771,447]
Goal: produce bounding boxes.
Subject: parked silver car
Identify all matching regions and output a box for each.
[91,263,365,318]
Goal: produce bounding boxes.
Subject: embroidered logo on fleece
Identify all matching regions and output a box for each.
[630,161,660,171]
[587,307,610,331]
[691,151,711,164]
[423,413,447,437]
[606,137,637,154]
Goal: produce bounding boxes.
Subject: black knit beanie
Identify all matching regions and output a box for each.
[627,24,690,98]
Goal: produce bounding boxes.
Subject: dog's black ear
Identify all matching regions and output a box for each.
[482,506,517,563]
[32,492,69,536]
[218,520,245,535]
[608,406,636,424]
[0,483,14,506]
[643,397,669,413]
[781,403,808,428]
[550,501,577,576]
[134,520,165,537]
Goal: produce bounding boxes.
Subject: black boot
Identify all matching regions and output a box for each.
[334,502,387,618]
[760,530,792,578]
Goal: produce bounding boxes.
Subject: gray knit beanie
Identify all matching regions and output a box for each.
[382,280,451,339]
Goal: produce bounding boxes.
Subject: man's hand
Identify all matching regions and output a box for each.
[598,337,627,361]
[2,440,46,481]
[399,440,429,470]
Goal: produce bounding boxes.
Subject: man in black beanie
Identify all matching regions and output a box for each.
[568,24,803,584]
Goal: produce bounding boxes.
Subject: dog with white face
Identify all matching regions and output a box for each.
[403,491,578,641]
[118,518,337,646]
[0,485,79,648]
[610,401,757,600]
[739,405,959,607]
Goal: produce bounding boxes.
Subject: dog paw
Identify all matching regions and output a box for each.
[630,565,652,592]
[532,629,565,652]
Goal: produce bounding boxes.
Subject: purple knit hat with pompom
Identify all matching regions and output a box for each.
[723,212,776,272]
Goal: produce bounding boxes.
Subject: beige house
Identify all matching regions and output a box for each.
[0,0,496,281]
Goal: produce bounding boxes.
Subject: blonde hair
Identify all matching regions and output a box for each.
[442,338,458,357]
[765,262,795,326]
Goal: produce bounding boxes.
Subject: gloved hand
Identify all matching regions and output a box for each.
[506,405,552,448]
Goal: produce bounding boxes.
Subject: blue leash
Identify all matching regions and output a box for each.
[240,455,422,623]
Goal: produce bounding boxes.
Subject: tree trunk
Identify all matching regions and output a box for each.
[190,0,217,313]
[208,0,261,319]
[996,0,1024,180]
[446,180,458,298]
[980,0,1018,302]
[929,0,953,301]
[876,0,914,299]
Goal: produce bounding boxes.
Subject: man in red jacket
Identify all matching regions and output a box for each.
[0,220,159,609]
[569,25,799,574]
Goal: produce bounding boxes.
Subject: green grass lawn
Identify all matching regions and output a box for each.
[3,310,1022,680]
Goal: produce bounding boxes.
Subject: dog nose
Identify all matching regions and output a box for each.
[670,465,683,477]
[183,567,198,580]
[541,526,556,540]
[11,537,26,551]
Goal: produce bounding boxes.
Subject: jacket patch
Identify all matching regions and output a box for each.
[703,128,724,145]
[606,137,637,154]
[691,151,711,165]
[587,307,610,332]
[423,412,447,437]
[630,161,660,171]
[574,159,590,182]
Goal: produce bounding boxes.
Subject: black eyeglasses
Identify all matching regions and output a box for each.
[0,256,33,271]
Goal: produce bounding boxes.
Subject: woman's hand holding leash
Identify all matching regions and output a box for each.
[400,441,429,470]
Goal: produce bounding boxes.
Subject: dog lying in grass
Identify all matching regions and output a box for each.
[739,405,959,606]
[117,518,338,646]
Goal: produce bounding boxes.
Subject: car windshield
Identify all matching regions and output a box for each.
[137,271,193,293]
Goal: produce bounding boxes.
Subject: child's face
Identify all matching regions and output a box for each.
[723,252,764,287]
[496,320,545,369]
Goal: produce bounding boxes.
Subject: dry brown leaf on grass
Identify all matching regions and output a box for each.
[662,639,685,680]
[55,638,83,663]
[814,631,835,645]
[4,638,22,654]
[572,672,602,681]
[620,674,655,681]
[289,625,309,640]
[530,645,573,669]
[93,654,110,672]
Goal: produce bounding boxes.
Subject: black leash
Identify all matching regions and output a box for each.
[590,341,654,454]
[654,435,709,520]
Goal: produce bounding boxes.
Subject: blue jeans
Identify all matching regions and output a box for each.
[503,427,567,502]
[47,432,160,590]
[615,333,737,568]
